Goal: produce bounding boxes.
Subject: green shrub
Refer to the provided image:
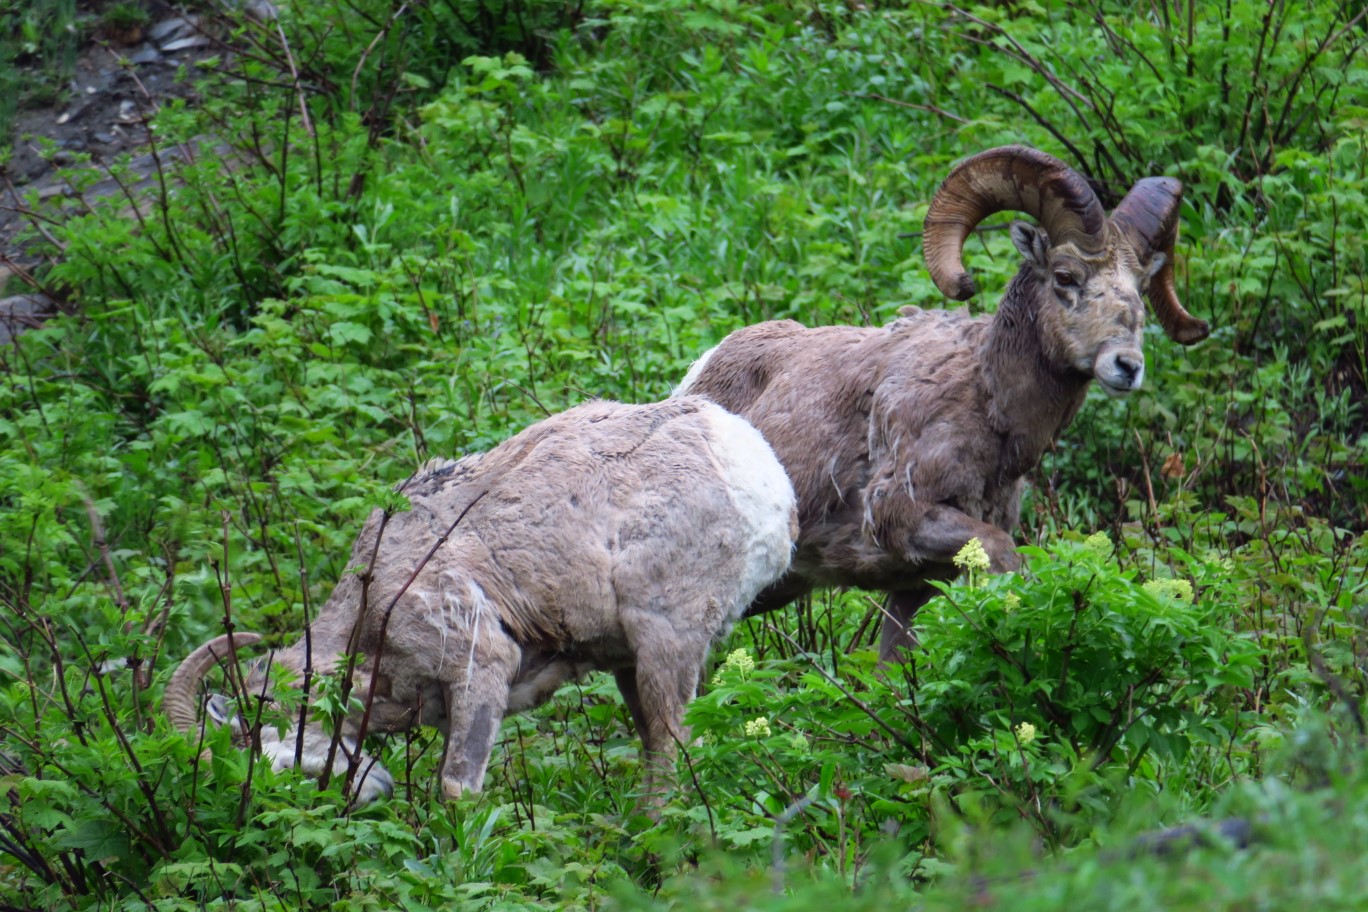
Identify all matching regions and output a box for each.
[676,533,1261,863]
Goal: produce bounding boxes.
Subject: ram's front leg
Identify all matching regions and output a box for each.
[904,504,1021,572]
[878,584,938,664]
[439,623,520,801]
[871,500,1022,664]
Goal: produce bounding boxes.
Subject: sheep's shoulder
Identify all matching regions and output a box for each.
[862,309,1002,506]
[886,304,992,358]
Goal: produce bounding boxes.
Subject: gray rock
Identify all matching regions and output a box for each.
[149,16,201,46]
[161,36,211,53]
[245,0,279,21]
[56,100,95,125]
[93,132,117,144]
[223,0,278,20]
[16,158,50,183]
[85,70,116,94]
[0,294,57,345]
[128,44,161,65]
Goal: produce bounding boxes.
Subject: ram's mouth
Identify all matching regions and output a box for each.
[1097,378,1138,398]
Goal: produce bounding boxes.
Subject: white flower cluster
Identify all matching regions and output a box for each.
[1082,530,1112,558]
[724,648,755,675]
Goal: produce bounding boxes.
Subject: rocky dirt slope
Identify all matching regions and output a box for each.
[1,1,266,343]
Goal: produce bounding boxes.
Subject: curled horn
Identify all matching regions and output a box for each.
[1110,177,1210,345]
[163,632,263,733]
[923,145,1106,301]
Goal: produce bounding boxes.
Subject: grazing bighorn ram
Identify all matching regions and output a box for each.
[164,397,797,803]
[675,145,1209,661]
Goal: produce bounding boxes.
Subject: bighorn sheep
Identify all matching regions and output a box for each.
[674,145,1209,661]
[164,397,797,803]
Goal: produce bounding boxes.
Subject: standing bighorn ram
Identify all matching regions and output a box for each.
[164,397,797,803]
[675,145,1209,661]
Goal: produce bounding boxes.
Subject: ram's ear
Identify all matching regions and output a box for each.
[1009,221,1049,269]
[205,693,237,728]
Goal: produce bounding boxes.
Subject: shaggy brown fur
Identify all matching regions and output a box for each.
[166,397,797,804]
[677,181,1204,661]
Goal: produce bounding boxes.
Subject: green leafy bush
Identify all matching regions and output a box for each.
[915,535,1257,767]
[680,535,1261,858]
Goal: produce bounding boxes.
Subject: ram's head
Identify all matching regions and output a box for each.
[162,632,394,803]
[923,145,1209,397]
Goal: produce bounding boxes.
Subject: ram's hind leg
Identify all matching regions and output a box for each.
[617,612,712,811]
[616,662,699,812]
[439,621,520,801]
[613,669,655,759]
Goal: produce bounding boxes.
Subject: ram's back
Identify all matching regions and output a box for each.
[675,314,993,531]
[334,397,795,658]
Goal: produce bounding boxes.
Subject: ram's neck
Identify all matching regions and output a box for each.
[278,576,371,677]
[981,270,1091,477]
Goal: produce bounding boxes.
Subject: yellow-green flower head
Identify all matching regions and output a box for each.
[1143,578,1195,603]
[744,716,772,738]
[1083,531,1111,558]
[1015,722,1037,745]
[788,731,809,754]
[1003,592,1021,612]
[713,647,756,685]
[1203,550,1235,572]
[953,537,991,573]
[724,648,756,675]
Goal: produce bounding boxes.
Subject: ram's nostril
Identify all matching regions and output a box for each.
[1115,354,1143,384]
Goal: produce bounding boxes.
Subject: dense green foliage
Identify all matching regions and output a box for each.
[2,0,1366,908]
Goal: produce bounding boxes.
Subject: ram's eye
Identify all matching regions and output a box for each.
[1054,271,1076,287]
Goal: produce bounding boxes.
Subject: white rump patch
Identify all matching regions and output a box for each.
[698,404,797,615]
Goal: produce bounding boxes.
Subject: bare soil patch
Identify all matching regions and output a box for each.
[1,1,248,338]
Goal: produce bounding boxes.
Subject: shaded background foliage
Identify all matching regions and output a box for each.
[1,0,1366,908]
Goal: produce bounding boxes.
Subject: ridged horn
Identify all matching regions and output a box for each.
[163,632,263,733]
[923,145,1106,301]
[1110,177,1210,345]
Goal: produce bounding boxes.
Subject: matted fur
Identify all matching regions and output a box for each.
[675,151,1208,662]
[167,397,796,804]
